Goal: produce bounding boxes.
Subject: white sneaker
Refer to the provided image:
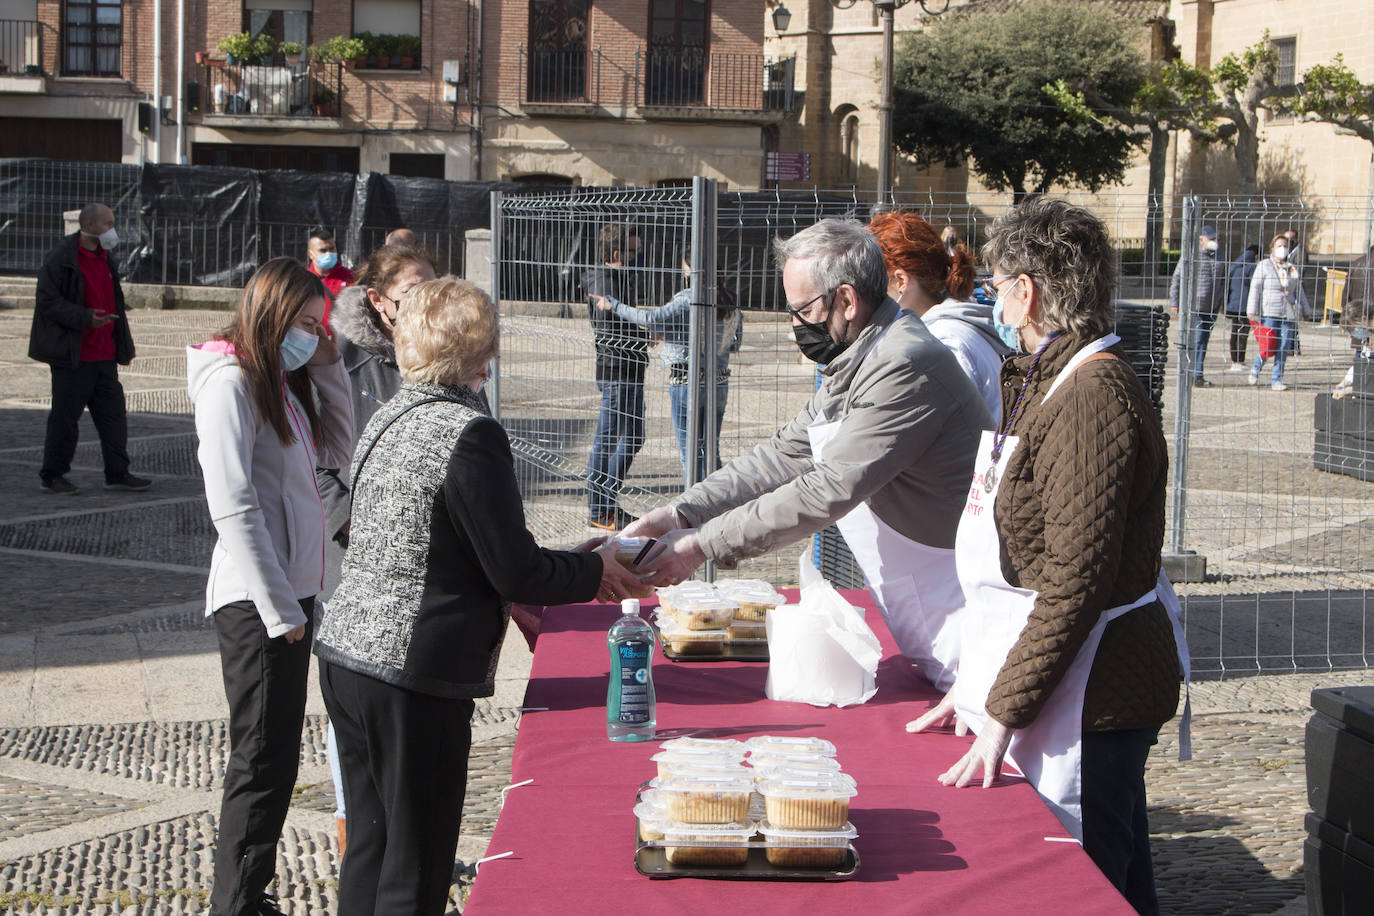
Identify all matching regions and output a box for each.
[1228,362,1246,373]
[1247,371,1259,386]
[1271,381,1290,391]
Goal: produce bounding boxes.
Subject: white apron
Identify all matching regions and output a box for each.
[806,312,964,692]
[951,334,1191,840]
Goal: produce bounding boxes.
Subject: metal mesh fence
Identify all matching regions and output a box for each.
[493,185,1373,677]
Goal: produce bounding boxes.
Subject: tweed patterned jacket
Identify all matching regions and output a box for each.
[314,382,600,698]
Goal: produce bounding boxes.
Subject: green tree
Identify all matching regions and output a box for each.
[892,0,1147,201]
[1208,37,1288,195]
[1280,54,1374,145]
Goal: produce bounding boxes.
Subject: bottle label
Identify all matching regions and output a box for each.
[615,638,651,725]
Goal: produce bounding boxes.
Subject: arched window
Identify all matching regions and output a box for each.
[837,109,860,185]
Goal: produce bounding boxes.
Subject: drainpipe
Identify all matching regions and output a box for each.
[151,0,162,162]
[175,0,186,163]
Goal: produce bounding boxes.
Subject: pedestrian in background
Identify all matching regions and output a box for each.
[306,227,355,326]
[1225,244,1260,371]
[1248,233,1311,391]
[582,222,650,530]
[593,252,742,483]
[187,258,354,916]
[1168,224,1226,388]
[29,202,150,495]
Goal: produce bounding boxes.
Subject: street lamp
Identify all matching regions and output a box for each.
[772,4,792,33]
[832,0,949,204]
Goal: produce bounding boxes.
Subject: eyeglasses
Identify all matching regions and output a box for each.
[786,286,838,322]
[982,274,1015,299]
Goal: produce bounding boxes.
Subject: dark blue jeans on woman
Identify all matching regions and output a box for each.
[1251,316,1298,383]
[587,379,645,519]
[1081,726,1162,916]
[669,378,729,485]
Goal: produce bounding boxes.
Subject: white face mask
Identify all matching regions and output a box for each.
[1203,239,1218,253]
[1273,245,1289,261]
[83,227,119,250]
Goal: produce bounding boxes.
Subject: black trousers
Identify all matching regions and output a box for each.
[41,360,130,483]
[1081,726,1162,916]
[1228,316,1250,364]
[319,660,475,916]
[211,598,314,916]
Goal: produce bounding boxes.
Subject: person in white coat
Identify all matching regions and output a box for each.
[187,257,354,916]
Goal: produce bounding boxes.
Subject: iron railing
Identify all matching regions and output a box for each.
[0,19,41,73]
[197,60,344,118]
[637,49,795,112]
[521,44,598,105]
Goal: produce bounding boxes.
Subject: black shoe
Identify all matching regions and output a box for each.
[104,473,152,491]
[39,476,79,495]
[256,894,287,916]
[1193,376,1214,388]
[588,507,638,531]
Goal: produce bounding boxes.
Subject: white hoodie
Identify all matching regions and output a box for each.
[186,341,354,636]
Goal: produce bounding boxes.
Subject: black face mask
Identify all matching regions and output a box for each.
[793,312,850,364]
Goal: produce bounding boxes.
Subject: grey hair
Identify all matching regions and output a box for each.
[981,197,1117,338]
[773,219,889,308]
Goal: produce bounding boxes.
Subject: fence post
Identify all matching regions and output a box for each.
[689,176,718,579]
[1164,195,1206,581]
[489,189,503,425]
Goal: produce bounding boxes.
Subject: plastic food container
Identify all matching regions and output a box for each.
[727,619,767,640]
[612,537,657,599]
[745,736,838,757]
[660,774,754,825]
[650,749,747,779]
[662,822,756,866]
[749,760,850,786]
[674,595,738,631]
[659,736,745,754]
[717,580,786,621]
[658,622,729,656]
[634,802,672,843]
[758,820,858,867]
[758,777,858,830]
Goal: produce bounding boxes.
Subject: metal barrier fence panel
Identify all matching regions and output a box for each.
[493,187,1372,678]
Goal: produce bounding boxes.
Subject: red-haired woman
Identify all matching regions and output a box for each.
[868,209,1007,420]
[187,257,354,916]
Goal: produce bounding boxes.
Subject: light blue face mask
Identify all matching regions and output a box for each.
[992,293,1022,353]
[315,251,338,272]
[280,327,319,371]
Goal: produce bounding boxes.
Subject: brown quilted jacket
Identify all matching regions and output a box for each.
[985,333,1182,733]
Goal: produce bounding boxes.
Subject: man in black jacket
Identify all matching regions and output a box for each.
[29,203,150,494]
[582,222,649,529]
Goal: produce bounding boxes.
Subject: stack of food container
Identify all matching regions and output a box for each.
[634,735,859,871]
[654,579,786,657]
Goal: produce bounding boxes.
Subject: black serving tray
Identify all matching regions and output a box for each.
[634,841,859,881]
[661,642,769,663]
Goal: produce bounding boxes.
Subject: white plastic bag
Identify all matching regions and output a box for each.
[764,551,881,707]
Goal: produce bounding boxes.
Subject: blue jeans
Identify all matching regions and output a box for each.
[1189,312,1217,379]
[669,379,729,485]
[1251,317,1297,383]
[587,379,645,517]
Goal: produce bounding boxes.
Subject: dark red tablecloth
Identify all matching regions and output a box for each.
[464,592,1134,914]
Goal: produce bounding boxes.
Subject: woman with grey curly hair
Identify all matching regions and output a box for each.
[909,197,1189,915]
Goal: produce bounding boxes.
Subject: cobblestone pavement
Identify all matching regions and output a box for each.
[0,303,1367,913]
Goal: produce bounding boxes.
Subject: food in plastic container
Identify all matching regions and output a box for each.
[657,622,728,656]
[717,580,786,621]
[758,776,857,830]
[758,820,858,867]
[660,774,754,824]
[634,802,672,843]
[611,536,657,599]
[662,822,756,865]
[750,761,851,786]
[651,749,747,779]
[745,735,837,757]
[674,594,738,631]
[727,619,767,640]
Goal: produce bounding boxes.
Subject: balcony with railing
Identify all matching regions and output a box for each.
[515,44,795,120]
[0,19,43,84]
[196,60,344,126]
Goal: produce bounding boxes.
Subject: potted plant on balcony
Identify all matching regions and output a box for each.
[312,85,336,117]
[396,34,420,70]
[194,49,208,66]
[324,35,366,70]
[217,32,253,66]
[352,31,374,68]
[252,34,278,66]
[281,41,303,67]
[371,34,392,70]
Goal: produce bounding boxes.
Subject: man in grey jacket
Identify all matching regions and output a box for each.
[1169,224,1227,388]
[630,219,987,689]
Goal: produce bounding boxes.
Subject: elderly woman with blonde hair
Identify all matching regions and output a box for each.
[313,277,642,915]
